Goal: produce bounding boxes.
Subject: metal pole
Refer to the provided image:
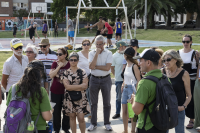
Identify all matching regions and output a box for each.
[78,15,79,34]
[73,0,81,50]
[134,10,136,38]
[125,8,127,43]
[144,0,147,30]
[25,10,31,40]
[66,7,68,44]
[67,6,125,9]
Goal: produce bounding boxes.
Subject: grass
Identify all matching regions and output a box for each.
[1,29,200,43]
[1,45,200,81]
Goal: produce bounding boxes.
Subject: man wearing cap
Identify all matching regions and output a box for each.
[131,48,166,133]
[36,39,57,91]
[64,15,74,45]
[111,41,128,119]
[122,39,140,70]
[1,38,29,98]
[87,35,113,131]
[21,22,40,44]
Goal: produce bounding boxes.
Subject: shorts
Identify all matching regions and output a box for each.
[42,31,47,34]
[68,31,74,37]
[121,85,133,104]
[87,28,90,31]
[29,33,35,39]
[116,33,122,37]
[13,32,16,35]
[96,30,107,36]
[107,34,113,39]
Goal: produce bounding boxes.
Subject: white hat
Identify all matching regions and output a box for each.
[33,22,37,25]
[10,38,23,48]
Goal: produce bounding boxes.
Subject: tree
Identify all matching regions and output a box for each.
[125,0,178,28]
[13,9,29,17]
[51,0,90,22]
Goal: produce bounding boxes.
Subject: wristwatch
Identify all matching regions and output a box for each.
[183,105,187,109]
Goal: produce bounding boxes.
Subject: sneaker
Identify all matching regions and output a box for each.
[109,45,113,47]
[128,118,131,123]
[87,124,97,131]
[105,124,112,131]
[112,114,120,119]
[106,46,109,48]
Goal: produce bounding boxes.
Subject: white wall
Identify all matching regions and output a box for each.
[45,0,53,3]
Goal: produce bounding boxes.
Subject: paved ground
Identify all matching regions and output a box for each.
[0,84,198,133]
[0,37,200,51]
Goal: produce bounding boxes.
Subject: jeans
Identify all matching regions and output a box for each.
[121,85,134,104]
[167,110,185,133]
[115,81,123,114]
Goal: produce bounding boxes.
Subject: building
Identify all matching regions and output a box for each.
[0,0,53,17]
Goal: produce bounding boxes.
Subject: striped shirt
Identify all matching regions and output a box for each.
[36,49,57,82]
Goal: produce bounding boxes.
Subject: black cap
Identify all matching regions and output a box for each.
[124,47,135,57]
[130,39,139,48]
[133,48,160,62]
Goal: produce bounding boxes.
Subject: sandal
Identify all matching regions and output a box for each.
[186,121,194,129]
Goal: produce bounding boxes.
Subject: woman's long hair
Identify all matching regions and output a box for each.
[125,53,139,67]
[16,66,43,105]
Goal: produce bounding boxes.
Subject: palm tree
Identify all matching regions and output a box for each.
[125,0,178,28]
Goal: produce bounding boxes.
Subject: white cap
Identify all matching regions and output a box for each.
[33,22,37,25]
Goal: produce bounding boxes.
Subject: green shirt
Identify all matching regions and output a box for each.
[135,69,162,131]
[6,85,52,130]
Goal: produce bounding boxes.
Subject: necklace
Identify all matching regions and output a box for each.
[167,68,178,78]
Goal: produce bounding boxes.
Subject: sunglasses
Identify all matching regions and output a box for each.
[14,46,23,50]
[56,53,63,56]
[39,45,47,48]
[163,58,172,63]
[182,41,190,44]
[69,59,78,62]
[83,43,90,46]
[25,51,34,54]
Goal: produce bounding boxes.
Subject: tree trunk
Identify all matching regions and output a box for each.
[128,16,132,28]
[150,12,155,28]
[196,0,200,28]
[167,12,171,26]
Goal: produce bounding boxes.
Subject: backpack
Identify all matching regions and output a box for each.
[3,84,40,133]
[143,74,178,130]
[67,69,83,101]
[121,64,142,79]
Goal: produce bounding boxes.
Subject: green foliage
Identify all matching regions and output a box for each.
[51,0,90,22]
[13,9,29,17]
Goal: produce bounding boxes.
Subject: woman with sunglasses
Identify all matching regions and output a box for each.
[25,44,48,91]
[62,52,90,133]
[121,47,141,133]
[77,39,92,119]
[178,34,199,129]
[49,48,70,133]
[162,50,191,133]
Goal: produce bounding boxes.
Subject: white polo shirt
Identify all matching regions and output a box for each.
[89,49,112,76]
[2,54,29,92]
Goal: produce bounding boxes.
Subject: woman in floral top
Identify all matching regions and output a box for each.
[62,52,90,133]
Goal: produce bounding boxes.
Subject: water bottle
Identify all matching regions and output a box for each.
[48,121,53,133]
[27,121,34,132]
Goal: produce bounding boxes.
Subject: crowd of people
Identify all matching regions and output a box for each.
[1,24,200,133]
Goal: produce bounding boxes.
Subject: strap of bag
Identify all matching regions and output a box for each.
[191,50,198,67]
[34,112,40,133]
[11,84,17,98]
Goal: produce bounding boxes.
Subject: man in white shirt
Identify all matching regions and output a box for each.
[87,35,113,131]
[1,38,29,98]
[111,41,128,119]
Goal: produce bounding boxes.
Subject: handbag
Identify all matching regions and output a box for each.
[68,69,83,101]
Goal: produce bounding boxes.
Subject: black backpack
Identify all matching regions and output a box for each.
[121,64,142,79]
[143,74,178,130]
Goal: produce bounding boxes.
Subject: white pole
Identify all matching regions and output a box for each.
[81,0,86,7]
[67,6,125,9]
[66,7,68,44]
[25,10,31,40]
[78,14,79,34]
[73,0,81,50]
[144,0,147,30]
[103,0,109,7]
[134,10,136,38]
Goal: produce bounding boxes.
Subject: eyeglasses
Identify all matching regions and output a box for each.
[96,43,103,46]
[25,51,34,54]
[163,58,172,63]
[14,46,23,50]
[182,41,190,44]
[56,53,63,56]
[39,45,47,48]
[69,59,78,62]
[83,43,90,46]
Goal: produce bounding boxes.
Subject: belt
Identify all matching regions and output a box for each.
[92,74,110,79]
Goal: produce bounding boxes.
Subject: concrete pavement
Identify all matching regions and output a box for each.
[0,84,198,133]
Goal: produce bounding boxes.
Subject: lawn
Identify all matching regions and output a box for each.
[1,45,200,81]
[1,29,200,43]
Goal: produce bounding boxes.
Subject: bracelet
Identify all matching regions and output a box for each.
[183,105,187,109]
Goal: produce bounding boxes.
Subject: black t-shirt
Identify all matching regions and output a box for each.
[13,27,17,33]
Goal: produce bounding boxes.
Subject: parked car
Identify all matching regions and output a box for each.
[171,21,184,28]
[184,20,196,28]
[155,21,166,26]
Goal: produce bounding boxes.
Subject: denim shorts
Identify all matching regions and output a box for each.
[122,85,134,104]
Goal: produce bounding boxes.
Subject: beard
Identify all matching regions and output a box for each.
[13,50,22,56]
[41,48,49,54]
